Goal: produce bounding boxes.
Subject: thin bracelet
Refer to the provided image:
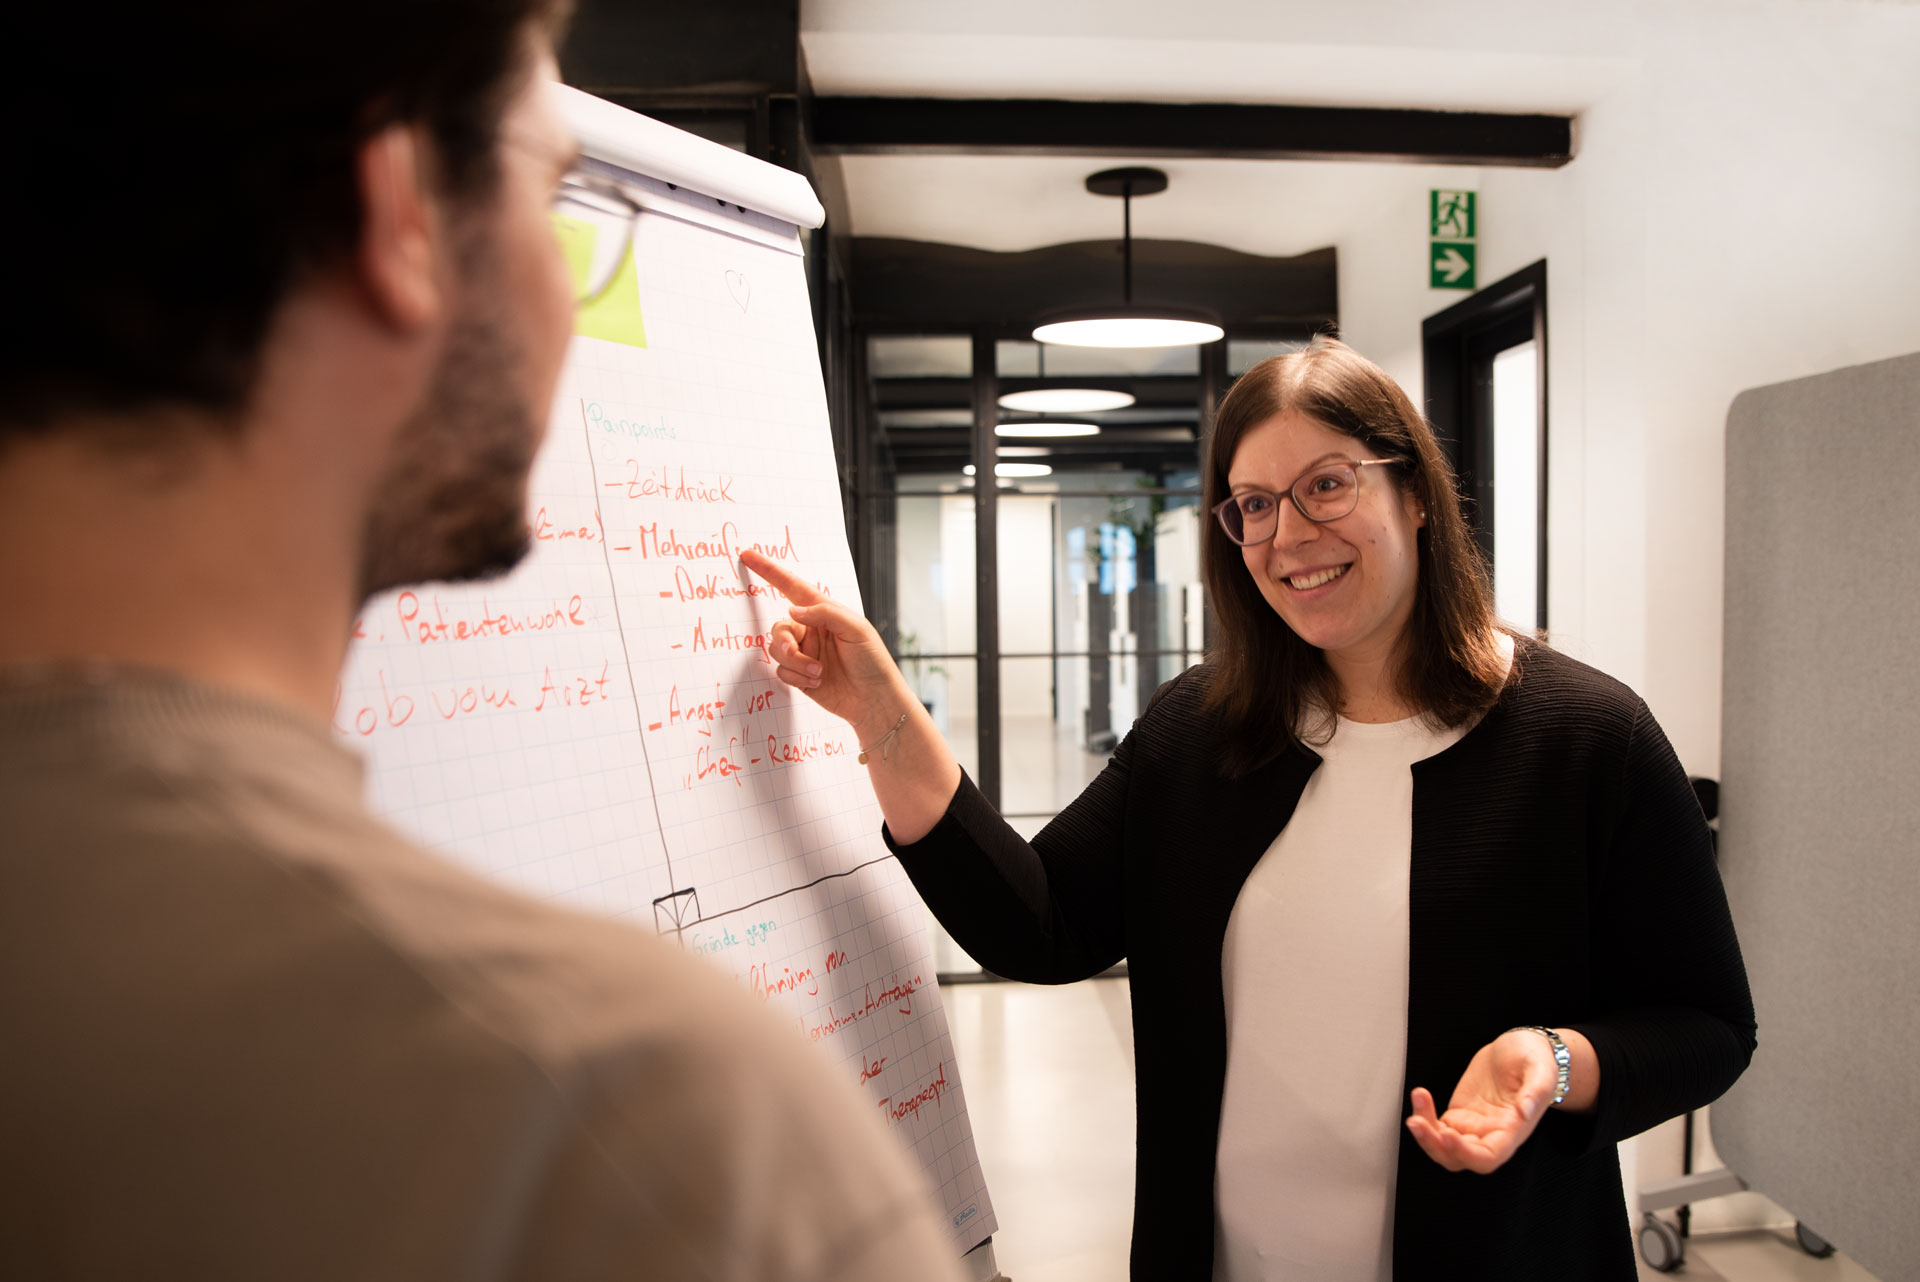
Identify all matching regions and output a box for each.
[857,712,909,765]
[1510,1026,1572,1106]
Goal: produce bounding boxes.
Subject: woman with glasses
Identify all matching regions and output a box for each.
[740,337,1753,1281]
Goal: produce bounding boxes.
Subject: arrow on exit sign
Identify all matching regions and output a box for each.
[1431,242,1476,290]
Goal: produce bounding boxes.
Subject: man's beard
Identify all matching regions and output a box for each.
[355,293,544,603]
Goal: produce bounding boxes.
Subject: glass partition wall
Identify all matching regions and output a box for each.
[857,331,1266,978]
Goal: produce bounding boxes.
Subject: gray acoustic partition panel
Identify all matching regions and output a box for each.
[1714,351,1920,1281]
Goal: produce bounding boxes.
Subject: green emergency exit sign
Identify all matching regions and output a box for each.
[1429,190,1478,290]
[1431,242,1476,289]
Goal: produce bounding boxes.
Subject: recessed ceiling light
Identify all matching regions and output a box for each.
[997,388,1136,413]
[994,421,1101,438]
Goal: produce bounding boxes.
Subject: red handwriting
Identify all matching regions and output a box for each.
[667,683,726,730]
[631,521,796,563]
[805,974,927,1043]
[690,617,773,664]
[859,1054,889,1085]
[335,663,613,737]
[878,1062,951,1125]
[690,738,748,788]
[431,680,518,720]
[532,506,608,544]
[332,670,415,737]
[604,461,737,504]
[535,662,612,712]
[747,961,820,1000]
[824,949,849,974]
[670,565,792,603]
[397,591,588,644]
[766,731,848,766]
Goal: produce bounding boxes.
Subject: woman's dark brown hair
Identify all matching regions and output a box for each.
[1201,336,1511,774]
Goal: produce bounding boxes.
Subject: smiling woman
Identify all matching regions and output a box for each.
[742,335,1755,1282]
[1201,337,1511,764]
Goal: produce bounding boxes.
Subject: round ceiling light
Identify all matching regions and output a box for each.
[994,421,1101,438]
[1032,168,1225,350]
[996,388,1136,413]
[963,463,1055,478]
[1033,315,1225,348]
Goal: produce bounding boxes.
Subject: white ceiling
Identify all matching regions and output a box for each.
[799,0,1636,252]
[801,0,1642,105]
[836,154,1533,258]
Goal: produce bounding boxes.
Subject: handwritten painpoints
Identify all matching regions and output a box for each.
[585,400,675,441]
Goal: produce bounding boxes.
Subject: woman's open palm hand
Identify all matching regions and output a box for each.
[1405,1030,1560,1174]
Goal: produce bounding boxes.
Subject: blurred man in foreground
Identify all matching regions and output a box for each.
[0,5,963,1279]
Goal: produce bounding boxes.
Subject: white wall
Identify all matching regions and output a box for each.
[1330,2,1920,1230]
[1336,3,1920,778]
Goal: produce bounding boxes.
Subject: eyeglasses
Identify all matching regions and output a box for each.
[1211,458,1400,546]
[551,170,644,305]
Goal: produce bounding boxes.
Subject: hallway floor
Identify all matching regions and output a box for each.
[941,978,1884,1282]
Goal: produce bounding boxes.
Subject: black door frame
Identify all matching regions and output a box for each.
[1421,259,1548,631]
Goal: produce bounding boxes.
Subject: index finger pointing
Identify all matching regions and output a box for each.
[739,550,823,605]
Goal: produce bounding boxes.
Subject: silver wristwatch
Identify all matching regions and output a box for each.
[1513,1025,1571,1106]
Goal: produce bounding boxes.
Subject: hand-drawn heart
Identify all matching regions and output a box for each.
[725,269,751,311]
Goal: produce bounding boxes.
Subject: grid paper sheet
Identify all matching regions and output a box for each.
[334,181,995,1254]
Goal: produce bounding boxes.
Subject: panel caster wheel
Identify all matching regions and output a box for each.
[1795,1222,1836,1258]
[1640,1213,1685,1272]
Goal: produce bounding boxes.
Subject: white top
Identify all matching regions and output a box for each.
[1211,642,1512,1281]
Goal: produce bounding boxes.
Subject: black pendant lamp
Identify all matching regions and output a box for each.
[1032,167,1224,349]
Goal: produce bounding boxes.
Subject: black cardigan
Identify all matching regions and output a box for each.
[888,641,1755,1280]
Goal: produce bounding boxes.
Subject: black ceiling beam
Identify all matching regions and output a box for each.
[854,238,1336,332]
[813,97,1572,168]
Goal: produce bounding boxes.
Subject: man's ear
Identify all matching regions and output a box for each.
[355,125,442,331]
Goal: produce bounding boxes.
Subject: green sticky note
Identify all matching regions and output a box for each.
[552,212,648,349]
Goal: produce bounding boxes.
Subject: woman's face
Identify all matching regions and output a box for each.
[1227,411,1427,669]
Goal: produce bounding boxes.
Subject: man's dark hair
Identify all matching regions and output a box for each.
[1,0,568,438]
